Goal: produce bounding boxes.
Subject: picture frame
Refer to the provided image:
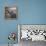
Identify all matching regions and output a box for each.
[5,6,18,19]
[18,24,46,41]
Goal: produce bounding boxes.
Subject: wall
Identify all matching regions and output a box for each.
[0,0,46,44]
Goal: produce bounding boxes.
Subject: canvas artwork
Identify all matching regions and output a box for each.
[18,25,46,41]
[5,6,17,19]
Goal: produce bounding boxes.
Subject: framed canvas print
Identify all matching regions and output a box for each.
[5,6,17,19]
[18,24,46,41]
